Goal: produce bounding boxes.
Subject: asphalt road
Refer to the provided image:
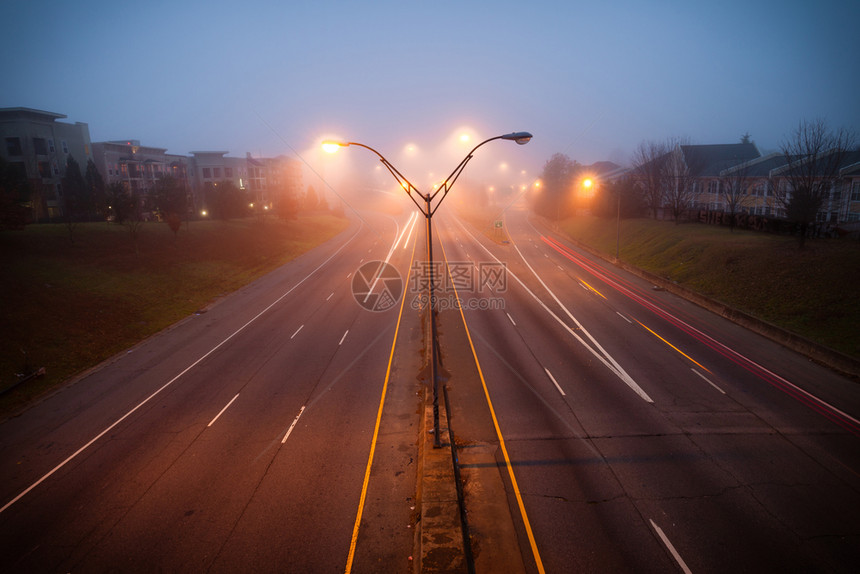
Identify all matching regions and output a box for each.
[433,204,860,573]
[2,203,859,573]
[0,209,425,572]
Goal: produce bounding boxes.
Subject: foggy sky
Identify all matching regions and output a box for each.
[3,0,859,188]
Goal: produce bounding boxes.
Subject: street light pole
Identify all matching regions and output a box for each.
[323,132,532,447]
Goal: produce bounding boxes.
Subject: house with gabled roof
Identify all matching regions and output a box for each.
[682,143,761,212]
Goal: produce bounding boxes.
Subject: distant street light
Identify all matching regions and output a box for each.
[323,132,532,446]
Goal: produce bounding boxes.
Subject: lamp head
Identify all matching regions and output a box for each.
[322,141,348,153]
[501,131,533,145]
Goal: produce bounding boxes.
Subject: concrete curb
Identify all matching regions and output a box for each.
[417,390,468,573]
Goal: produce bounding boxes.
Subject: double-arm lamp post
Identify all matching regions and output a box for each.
[323,132,532,446]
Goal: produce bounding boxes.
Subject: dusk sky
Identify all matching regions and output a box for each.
[3,0,859,190]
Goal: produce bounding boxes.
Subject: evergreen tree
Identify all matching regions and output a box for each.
[0,157,32,229]
[85,159,107,220]
[61,155,88,242]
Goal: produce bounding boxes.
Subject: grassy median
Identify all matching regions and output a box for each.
[559,215,860,361]
[0,213,349,412]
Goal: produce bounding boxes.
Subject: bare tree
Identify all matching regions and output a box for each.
[662,138,701,223]
[775,119,856,247]
[631,140,668,219]
[719,159,754,232]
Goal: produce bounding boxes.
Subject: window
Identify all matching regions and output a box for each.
[851,181,860,202]
[202,167,212,178]
[224,167,233,177]
[213,167,222,178]
[38,161,51,178]
[5,137,22,156]
[33,138,48,155]
[48,139,55,153]
[61,140,69,154]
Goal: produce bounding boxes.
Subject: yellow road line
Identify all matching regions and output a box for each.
[345,240,416,573]
[634,318,711,373]
[439,237,546,574]
[579,278,607,299]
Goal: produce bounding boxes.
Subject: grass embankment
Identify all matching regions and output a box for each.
[0,214,349,411]
[559,216,860,360]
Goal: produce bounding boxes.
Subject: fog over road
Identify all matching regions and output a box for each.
[1,204,858,573]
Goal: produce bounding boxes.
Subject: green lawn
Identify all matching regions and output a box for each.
[0,214,349,412]
[559,215,860,360]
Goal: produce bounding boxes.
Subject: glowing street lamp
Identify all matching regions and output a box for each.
[322,131,532,446]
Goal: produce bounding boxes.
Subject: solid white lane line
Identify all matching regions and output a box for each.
[281,406,306,444]
[692,368,726,395]
[616,311,632,323]
[544,368,566,396]
[456,216,651,403]
[0,223,364,515]
[650,519,693,574]
[506,312,517,326]
[363,212,413,305]
[339,330,349,345]
[509,240,652,403]
[208,393,240,427]
[326,292,334,301]
[403,212,418,250]
[291,325,304,339]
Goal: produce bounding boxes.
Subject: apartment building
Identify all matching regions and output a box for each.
[91,140,191,217]
[188,151,301,215]
[0,107,93,220]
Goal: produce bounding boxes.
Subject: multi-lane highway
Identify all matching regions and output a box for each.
[0,210,425,572]
[1,201,859,573]
[433,204,860,573]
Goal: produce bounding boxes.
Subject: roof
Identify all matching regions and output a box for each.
[771,148,860,177]
[680,143,761,176]
[189,151,230,157]
[0,107,67,122]
[838,151,860,177]
[720,152,791,177]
